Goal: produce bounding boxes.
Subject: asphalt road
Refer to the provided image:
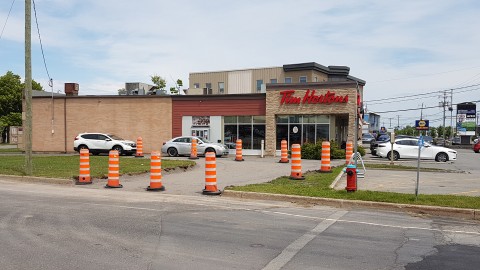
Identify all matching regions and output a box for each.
[0,180,479,270]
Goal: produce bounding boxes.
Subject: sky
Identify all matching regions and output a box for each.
[1,0,480,129]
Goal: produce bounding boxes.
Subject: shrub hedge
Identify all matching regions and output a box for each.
[300,140,365,160]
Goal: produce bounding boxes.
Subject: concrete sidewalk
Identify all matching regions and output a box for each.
[333,166,480,197]
[76,156,346,195]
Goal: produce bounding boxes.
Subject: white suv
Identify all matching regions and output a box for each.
[74,133,136,156]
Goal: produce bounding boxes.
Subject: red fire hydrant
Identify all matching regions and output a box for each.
[344,164,357,192]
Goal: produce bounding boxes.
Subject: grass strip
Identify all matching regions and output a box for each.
[226,167,480,209]
[363,163,459,172]
[0,156,195,179]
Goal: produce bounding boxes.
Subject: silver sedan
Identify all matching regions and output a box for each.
[161,136,229,157]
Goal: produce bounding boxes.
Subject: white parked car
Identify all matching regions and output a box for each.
[161,136,229,157]
[74,133,137,156]
[376,138,456,162]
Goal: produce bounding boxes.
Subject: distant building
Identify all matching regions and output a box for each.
[188,62,365,95]
[124,82,162,95]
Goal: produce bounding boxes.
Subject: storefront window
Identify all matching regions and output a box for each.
[253,116,266,123]
[316,124,329,141]
[289,115,301,123]
[275,115,330,150]
[224,116,265,150]
[224,116,237,123]
[239,125,252,149]
[238,116,252,123]
[252,125,265,149]
[276,115,288,123]
[224,125,238,149]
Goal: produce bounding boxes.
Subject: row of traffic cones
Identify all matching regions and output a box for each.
[75,149,219,194]
[76,138,353,194]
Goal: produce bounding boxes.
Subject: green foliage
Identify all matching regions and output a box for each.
[0,71,44,122]
[300,140,365,160]
[0,113,22,129]
[150,75,166,90]
[430,127,437,138]
[0,71,23,118]
[300,142,322,160]
[0,155,195,178]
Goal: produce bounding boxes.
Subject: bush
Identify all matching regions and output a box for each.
[300,140,365,160]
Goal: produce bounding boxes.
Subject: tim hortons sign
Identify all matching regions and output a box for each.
[279,90,349,105]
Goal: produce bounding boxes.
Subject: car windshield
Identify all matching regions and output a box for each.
[377,135,389,141]
[363,134,373,138]
[108,134,124,140]
[197,137,211,143]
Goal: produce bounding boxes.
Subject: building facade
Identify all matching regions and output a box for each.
[188,62,365,96]
[26,62,365,156]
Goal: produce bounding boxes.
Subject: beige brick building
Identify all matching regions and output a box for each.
[25,62,365,156]
[29,95,172,153]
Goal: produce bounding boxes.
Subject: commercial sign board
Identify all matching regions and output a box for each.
[415,119,429,130]
[456,102,476,136]
[279,90,348,105]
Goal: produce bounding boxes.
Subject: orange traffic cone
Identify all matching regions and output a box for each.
[147,151,165,191]
[105,150,123,188]
[278,139,289,163]
[320,141,332,173]
[76,148,92,185]
[289,144,305,180]
[135,136,144,158]
[345,141,353,164]
[203,151,221,195]
[234,139,244,161]
[189,138,199,160]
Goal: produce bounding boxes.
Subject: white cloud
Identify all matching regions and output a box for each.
[1,0,480,125]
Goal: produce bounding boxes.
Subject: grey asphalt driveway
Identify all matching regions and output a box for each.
[78,156,346,195]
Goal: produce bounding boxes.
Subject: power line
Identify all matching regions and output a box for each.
[373,100,480,114]
[365,83,480,103]
[32,0,52,85]
[368,66,480,84]
[0,0,16,40]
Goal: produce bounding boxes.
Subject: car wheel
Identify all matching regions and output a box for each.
[112,145,123,155]
[167,147,178,157]
[78,145,89,153]
[205,147,215,153]
[435,152,448,162]
[387,151,399,161]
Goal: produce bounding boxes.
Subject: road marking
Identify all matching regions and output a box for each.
[261,210,348,270]
[1,185,479,236]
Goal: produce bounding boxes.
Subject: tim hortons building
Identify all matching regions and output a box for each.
[26,62,365,156]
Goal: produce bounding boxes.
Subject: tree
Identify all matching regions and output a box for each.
[0,71,44,128]
[150,75,166,94]
[429,127,437,138]
[437,125,445,138]
[117,88,127,95]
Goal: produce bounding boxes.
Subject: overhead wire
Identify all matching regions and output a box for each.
[0,0,16,40]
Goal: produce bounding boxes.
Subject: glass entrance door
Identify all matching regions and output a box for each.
[192,129,209,140]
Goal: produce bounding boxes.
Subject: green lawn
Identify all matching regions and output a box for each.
[226,166,480,209]
[0,155,195,179]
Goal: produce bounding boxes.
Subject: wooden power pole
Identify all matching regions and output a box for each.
[24,0,33,175]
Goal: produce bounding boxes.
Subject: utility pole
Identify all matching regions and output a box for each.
[450,89,453,138]
[397,115,400,129]
[388,118,393,128]
[24,0,33,175]
[442,91,447,146]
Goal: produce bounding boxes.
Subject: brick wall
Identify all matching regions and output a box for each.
[31,96,172,153]
[265,82,358,156]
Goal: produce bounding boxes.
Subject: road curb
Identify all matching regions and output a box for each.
[0,174,74,185]
[222,190,479,221]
